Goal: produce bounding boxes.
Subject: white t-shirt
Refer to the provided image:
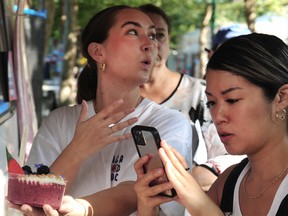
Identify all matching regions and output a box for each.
[27,98,192,215]
[161,74,209,123]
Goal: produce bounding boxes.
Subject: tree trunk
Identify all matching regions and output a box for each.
[199,4,213,78]
[244,0,256,32]
[59,0,79,106]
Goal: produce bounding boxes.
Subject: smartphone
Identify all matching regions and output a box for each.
[131,125,177,197]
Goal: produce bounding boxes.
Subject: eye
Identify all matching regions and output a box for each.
[149,33,156,41]
[128,29,137,36]
[226,99,240,104]
[156,33,166,42]
[206,101,215,109]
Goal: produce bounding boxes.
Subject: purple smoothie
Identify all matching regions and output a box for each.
[7,173,66,209]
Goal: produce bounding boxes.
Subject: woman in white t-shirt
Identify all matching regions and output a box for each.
[11,5,192,216]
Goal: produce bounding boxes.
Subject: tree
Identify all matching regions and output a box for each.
[58,0,79,106]
[199,4,213,77]
[245,0,256,32]
[26,0,287,122]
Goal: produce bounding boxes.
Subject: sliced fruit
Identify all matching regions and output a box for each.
[6,147,24,174]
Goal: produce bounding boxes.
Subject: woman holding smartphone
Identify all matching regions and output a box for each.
[135,33,288,215]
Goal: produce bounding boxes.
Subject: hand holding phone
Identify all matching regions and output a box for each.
[131,125,176,197]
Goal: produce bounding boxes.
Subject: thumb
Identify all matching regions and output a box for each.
[77,100,89,125]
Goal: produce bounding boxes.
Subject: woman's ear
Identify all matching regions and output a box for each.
[87,42,104,62]
[276,84,288,109]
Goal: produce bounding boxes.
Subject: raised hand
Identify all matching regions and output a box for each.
[159,140,223,215]
[134,154,174,216]
[50,99,138,192]
[158,140,201,206]
[71,99,138,159]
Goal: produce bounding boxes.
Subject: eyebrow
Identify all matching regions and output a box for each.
[121,21,155,30]
[206,87,242,96]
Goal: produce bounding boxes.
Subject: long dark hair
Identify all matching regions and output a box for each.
[207,33,288,101]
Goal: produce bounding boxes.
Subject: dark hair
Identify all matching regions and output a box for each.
[77,5,133,104]
[207,33,288,101]
[81,5,132,70]
[139,4,171,34]
[76,66,97,104]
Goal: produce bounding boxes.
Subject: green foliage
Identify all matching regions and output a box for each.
[255,0,288,16]
[50,0,287,47]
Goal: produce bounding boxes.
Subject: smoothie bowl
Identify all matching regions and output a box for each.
[7,170,66,209]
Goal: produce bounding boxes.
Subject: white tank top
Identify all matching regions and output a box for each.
[230,163,288,216]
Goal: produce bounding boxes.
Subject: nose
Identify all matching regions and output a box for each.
[211,105,227,126]
[142,37,156,52]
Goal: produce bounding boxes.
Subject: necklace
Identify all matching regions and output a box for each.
[242,165,288,199]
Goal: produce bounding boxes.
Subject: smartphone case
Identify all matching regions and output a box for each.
[131,125,177,197]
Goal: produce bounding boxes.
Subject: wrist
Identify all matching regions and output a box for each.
[75,199,94,216]
[137,205,159,216]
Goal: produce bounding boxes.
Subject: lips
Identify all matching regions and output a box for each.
[218,131,233,143]
[141,56,153,70]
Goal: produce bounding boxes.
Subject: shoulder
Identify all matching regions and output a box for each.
[208,158,248,205]
[44,104,81,122]
[139,99,191,133]
[40,101,95,130]
[181,74,206,88]
[145,99,188,121]
[207,163,238,205]
[179,74,207,104]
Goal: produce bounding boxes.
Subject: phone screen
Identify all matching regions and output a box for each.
[131,125,176,197]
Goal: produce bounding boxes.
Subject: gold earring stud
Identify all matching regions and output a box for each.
[100,63,105,72]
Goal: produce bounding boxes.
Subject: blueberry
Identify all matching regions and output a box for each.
[37,165,50,174]
[22,165,32,175]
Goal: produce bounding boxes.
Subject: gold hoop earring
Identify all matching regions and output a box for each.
[276,109,286,120]
[100,63,106,72]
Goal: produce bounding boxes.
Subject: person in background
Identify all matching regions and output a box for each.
[10,5,192,216]
[138,4,244,193]
[136,33,288,215]
[205,24,251,58]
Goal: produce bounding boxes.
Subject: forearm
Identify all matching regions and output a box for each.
[184,184,223,216]
[137,207,159,216]
[50,142,84,192]
[187,200,224,216]
[192,165,218,192]
[82,181,137,216]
